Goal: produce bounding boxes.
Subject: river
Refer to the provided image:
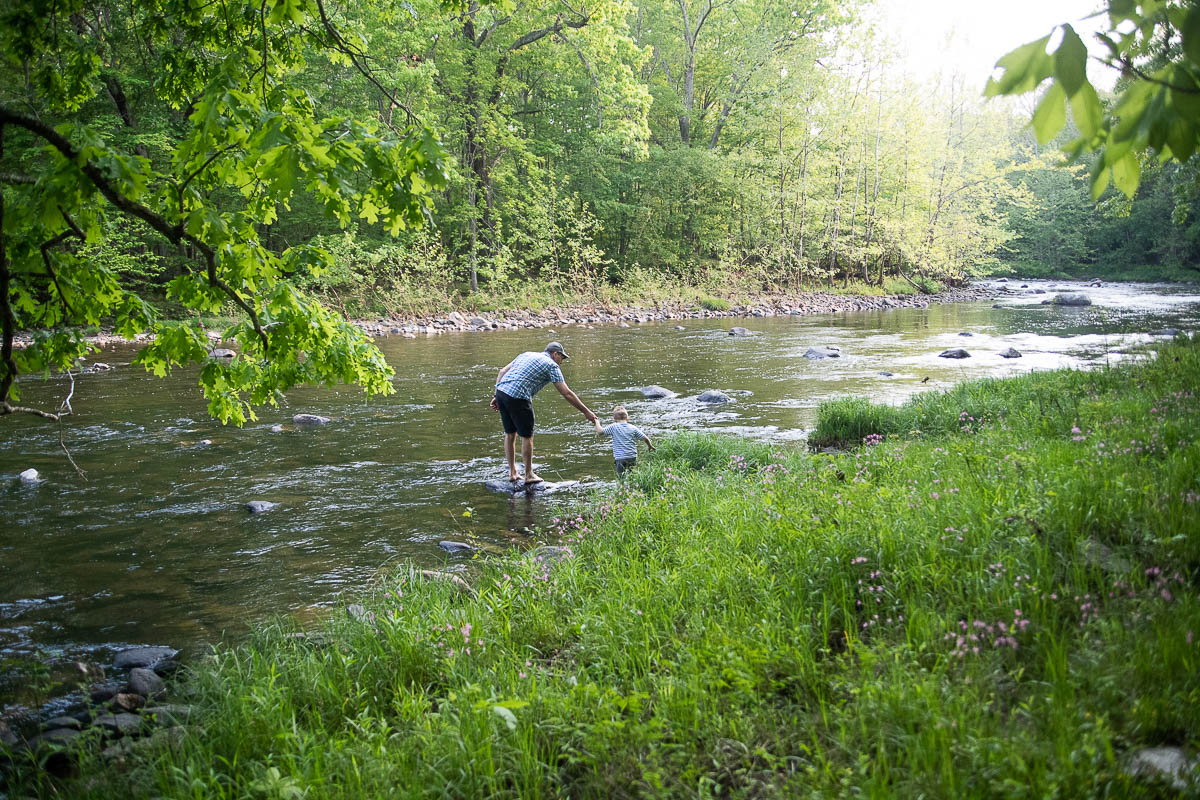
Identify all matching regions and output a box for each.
[2,279,1198,721]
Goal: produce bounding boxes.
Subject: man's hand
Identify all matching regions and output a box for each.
[584,410,597,423]
[489,396,499,411]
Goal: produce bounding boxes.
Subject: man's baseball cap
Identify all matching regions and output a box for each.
[545,342,569,359]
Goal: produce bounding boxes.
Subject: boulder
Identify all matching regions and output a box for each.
[728,326,753,336]
[804,348,839,360]
[43,716,84,731]
[113,646,179,670]
[128,667,165,698]
[438,540,476,554]
[244,500,278,514]
[1051,293,1092,306]
[448,311,468,326]
[208,348,236,359]
[112,692,146,711]
[27,727,82,747]
[292,413,330,425]
[640,385,677,399]
[938,348,971,359]
[998,347,1022,359]
[93,712,143,736]
[1126,747,1198,791]
[696,390,732,404]
[468,316,489,328]
[18,468,40,485]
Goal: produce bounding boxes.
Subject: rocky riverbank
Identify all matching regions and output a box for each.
[11,286,996,350]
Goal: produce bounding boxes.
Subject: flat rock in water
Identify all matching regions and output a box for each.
[1051,293,1092,306]
[998,347,1022,358]
[696,390,732,403]
[484,479,578,495]
[18,468,40,485]
[438,540,476,554]
[113,646,179,670]
[728,326,753,336]
[128,667,165,698]
[939,348,970,359]
[804,348,839,360]
[1156,328,1180,337]
[293,413,330,425]
[640,385,677,399]
[245,500,278,514]
[208,348,236,359]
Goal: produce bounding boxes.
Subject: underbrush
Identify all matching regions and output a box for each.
[7,342,1199,798]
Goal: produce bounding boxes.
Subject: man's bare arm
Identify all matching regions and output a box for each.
[554,381,596,422]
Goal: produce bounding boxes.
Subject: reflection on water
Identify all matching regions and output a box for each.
[1,280,1197,714]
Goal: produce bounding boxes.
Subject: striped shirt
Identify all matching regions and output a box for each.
[495,352,564,400]
[603,421,647,461]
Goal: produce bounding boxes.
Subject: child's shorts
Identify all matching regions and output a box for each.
[614,458,637,476]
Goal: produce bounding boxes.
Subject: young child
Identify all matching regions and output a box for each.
[594,406,655,476]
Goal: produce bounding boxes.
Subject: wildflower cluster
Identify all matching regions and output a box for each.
[862,433,885,447]
[945,610,1030,658]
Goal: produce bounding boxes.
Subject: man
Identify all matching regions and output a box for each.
[490,342,597,484]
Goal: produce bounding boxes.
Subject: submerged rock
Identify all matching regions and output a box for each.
[438,540,476,554]
[1051,293,1092,306]
[958,332,973,337]
[728,326,753,336]
[113,646,178,670]
[998,347,1022,358]
[696,390,732,404]
[640,385,677,399]
[18,468,40,485]
[244,500,278,514]
[804,348,840,360]
[292,413,330,425]
[939,348,970,359]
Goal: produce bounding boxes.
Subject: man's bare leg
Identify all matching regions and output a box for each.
[521,435,542,483]
[504,433,519,481]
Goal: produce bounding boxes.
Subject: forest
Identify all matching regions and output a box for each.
[4,0,1197,325]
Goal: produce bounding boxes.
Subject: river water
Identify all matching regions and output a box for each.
[2,280,1198,719]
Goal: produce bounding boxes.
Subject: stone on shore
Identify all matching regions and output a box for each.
[27,727,83,747]
[939,348,971,359]
[18,468,40,485]
[113,646,179,670]
[44,717,84,731]
[1051,293,1092,306]
[998,347,1022,359]
[696,390,732,403]
[245,500,278,514]
[292,413,330,425]
[729,326,752,336]
[94,712,144,736]
[640,385,677,399]
[128,667,166,698]
[1126,746,1198,791]
[112,692,146,711]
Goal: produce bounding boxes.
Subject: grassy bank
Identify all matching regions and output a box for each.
[7,343,1200,797]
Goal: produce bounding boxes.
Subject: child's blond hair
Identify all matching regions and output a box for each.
[613,406,630,421]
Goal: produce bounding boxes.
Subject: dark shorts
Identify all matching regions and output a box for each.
[614,457,637,476]
[495,390,535,438]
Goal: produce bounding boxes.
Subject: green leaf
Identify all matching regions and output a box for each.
[1032,83,1067,144]
[1054,25,1089,97]
[492,705,518,730]
[1110,151,1140,198]
[1070,82,1103,139]
[985,35,1054,96]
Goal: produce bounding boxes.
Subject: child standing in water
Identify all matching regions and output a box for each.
[594,406,655,476]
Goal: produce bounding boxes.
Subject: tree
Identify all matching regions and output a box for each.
[0,0,452,425]
[987,0,1200,199]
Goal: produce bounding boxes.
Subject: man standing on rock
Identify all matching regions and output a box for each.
[490,342,597,484]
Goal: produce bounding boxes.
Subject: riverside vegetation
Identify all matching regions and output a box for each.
[5,339,1198,797]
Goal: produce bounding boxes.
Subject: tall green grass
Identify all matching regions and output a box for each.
[7,342,1199,798]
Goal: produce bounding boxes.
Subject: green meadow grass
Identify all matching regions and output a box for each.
[7,342,1199,798]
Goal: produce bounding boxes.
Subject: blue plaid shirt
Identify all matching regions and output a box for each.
[496,352,565,400]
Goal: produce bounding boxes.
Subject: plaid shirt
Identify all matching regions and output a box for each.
[496,352,564,400]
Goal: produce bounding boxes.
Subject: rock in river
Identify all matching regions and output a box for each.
[939,348,971,359]
[113,646,179,670]
[696,390,732,403]
[804,348,840,360]
[640,385,677,399]
[245,500,278,514]
[1051,293,1092,306]
[484,479,578,496]
[998,347,1022,359]
[438,540,476,554]
[128,667,166,698]
[729,326,753,336]
[18,468,40,485]
[293,413,330,425]
[208,348,236,360]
